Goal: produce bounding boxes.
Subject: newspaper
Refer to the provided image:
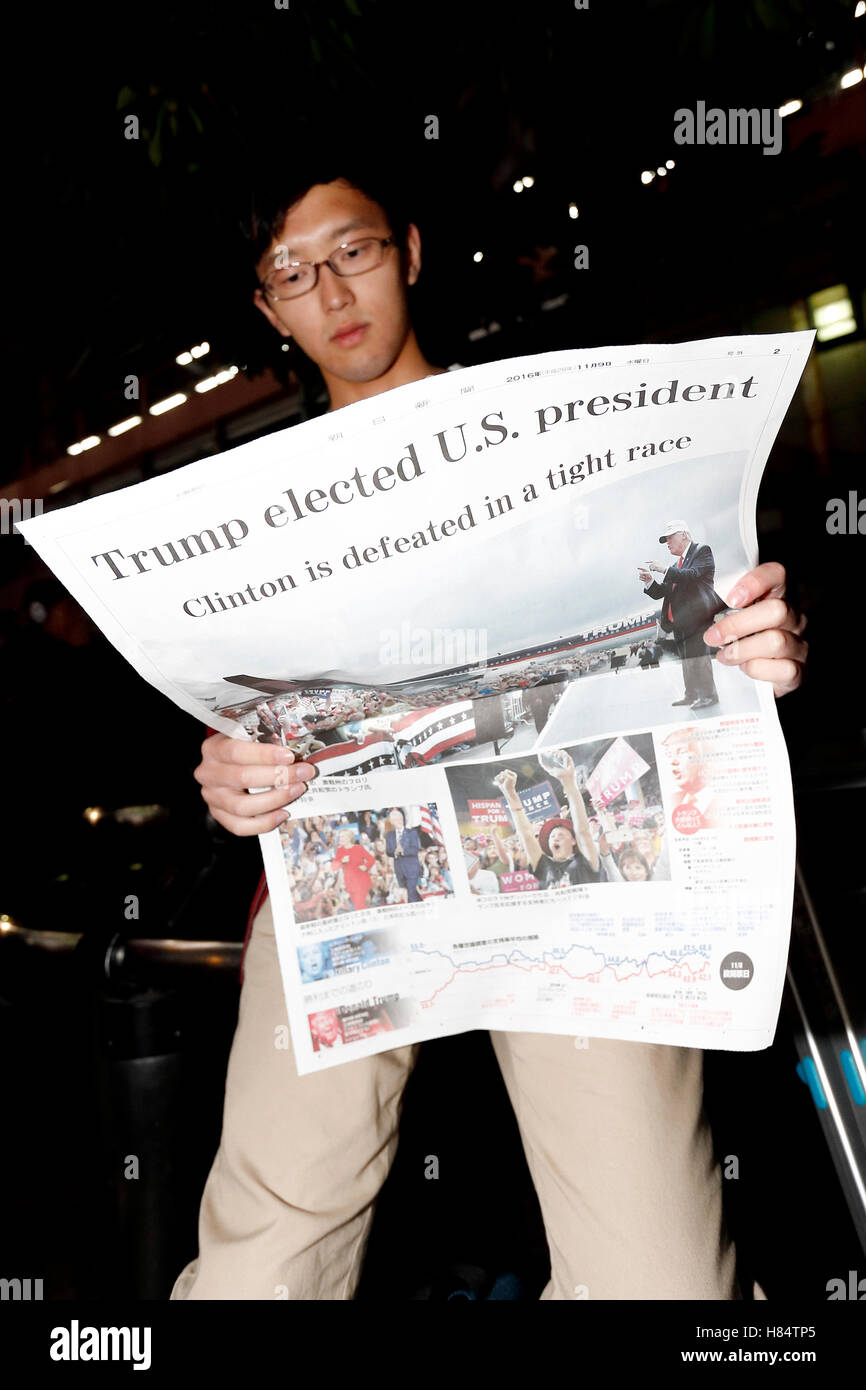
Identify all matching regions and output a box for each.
[21,332,814,1072]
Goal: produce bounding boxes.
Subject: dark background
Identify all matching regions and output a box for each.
[0,0,864,1303]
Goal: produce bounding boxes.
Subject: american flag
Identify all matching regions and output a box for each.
[307,732,397,778]
[419,803,445,847]
[389,702,475,766]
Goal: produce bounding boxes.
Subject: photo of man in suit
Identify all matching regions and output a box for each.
[639,520,727,710]
[384,807,423,903]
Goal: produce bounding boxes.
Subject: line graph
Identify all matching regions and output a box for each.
[410,942,712,1007]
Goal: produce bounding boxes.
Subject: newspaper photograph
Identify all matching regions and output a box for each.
[20,331,814,1073]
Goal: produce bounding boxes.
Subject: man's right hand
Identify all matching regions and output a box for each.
[194,732,318,837]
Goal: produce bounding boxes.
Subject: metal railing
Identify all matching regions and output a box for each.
[0,915,242,974]
[0,912,244,1299]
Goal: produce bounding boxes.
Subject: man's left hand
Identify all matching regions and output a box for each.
[703,561,807,697]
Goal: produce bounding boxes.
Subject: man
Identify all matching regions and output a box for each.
[174,154,809,1302]
[384,807,422,903]
[495,753,601,889]
[661,727,719,829]
[639,520,727,710]
[467,848,501,895]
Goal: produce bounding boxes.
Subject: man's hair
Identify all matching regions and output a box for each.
[245,144,412,266]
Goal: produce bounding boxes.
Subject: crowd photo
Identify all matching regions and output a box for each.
[280,803,454,922]
[444,731,670,893]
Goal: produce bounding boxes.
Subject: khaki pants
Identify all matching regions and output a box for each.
[171,898,767,1301]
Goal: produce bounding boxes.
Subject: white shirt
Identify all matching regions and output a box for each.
[471,868,501,894]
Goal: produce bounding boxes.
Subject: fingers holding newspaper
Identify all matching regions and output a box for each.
[703,561,808,698]
[194,733,318,836]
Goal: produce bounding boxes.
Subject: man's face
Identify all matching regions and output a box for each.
[254,179,420,386]
[666,738,707,793]
[313,1011,341,1043]
[390,809,404,830]
[548,826,576,861]
[665,529,689,557]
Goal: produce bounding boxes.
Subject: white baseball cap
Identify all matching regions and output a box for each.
[658,519,690,542]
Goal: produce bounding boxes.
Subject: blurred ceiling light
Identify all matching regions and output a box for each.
[48,478,70,494]
[194,366,239,393]
[107,415,142,437]
[656,166,667,176]
[568,202,579,219]
[840,67,863,87]
[473,250,484,262]
[83,806,105,824]
[778,99,803,117]
[856,2,865,17]
[513,180,523,192]
[522,175,534,188]
[808,284,857,342]
[665,159,675,169]
[641,170,655,185]
[66,435,101,456]
[176,341,210,365]
[149,392,187,415]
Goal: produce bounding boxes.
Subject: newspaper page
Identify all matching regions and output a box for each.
[20,331,814,1072]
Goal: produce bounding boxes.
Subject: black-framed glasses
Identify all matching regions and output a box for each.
[261,235,396,301]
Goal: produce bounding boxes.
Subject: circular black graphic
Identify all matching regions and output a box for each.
[719,952,754,991]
